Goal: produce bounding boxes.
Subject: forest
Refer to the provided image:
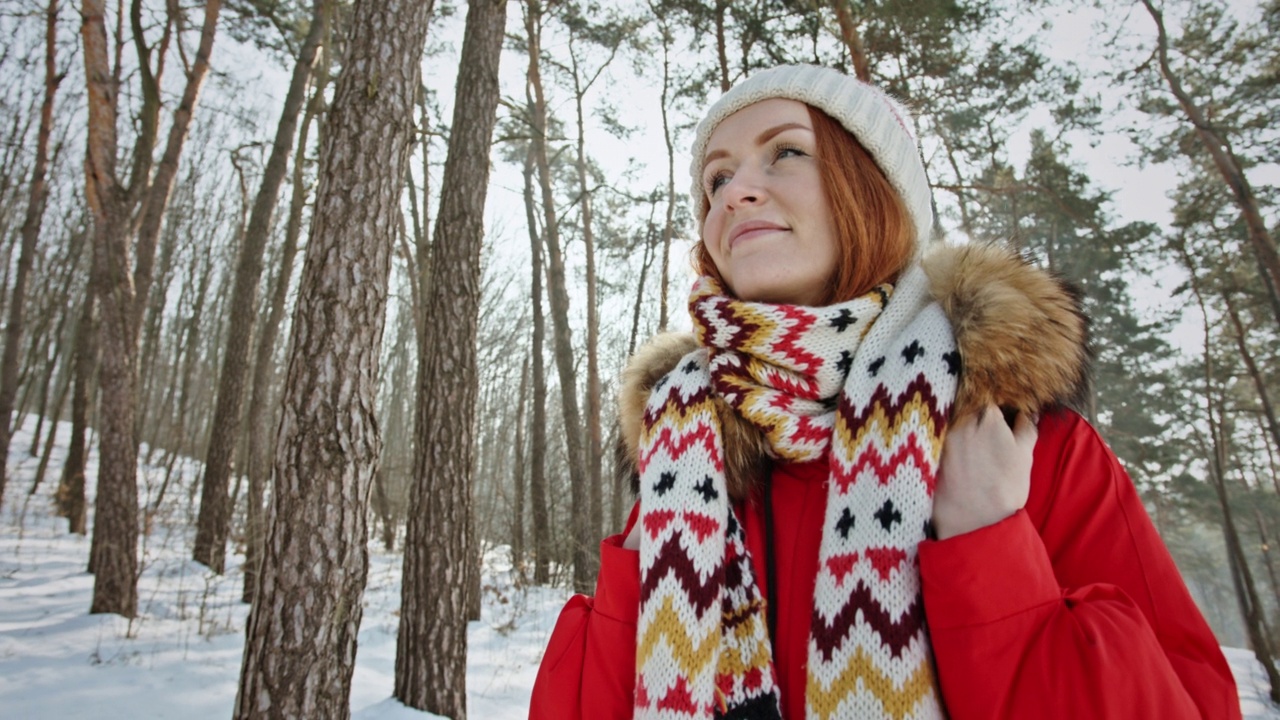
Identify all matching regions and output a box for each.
[0,0,1277,717]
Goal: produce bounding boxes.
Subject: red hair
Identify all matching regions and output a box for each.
[693,105,915,305]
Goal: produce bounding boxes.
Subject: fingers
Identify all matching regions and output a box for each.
[935,404,1035,539]
[1013,409,1040,451]
[622,517,642,551]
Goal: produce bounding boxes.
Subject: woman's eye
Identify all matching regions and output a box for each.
[706,172,729,195]
[775,144,806,161]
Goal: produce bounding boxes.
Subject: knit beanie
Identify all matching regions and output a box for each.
[689,64,934,253]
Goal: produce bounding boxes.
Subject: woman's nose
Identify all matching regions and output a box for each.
[723,167,765,209]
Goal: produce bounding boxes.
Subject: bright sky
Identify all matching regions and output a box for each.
[211,0,1277,347]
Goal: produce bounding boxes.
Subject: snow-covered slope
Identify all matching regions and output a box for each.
[0,416,1275,719]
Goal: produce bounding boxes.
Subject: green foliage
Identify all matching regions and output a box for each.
[222,0,314,61]
[962,128,1183,487]
[1128,0,1279,168]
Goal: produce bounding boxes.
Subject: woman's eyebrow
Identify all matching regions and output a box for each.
[701,122,811,170]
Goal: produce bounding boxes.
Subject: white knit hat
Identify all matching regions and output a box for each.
[689,64,933,251]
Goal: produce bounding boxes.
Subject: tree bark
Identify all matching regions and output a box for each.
[243,57,329,605]
[87,191,137,616]
[232,0,431,709]
[56,278,96,536]
[193,0,326,575]
[714,0,729,91]
[526,0,595,593]
[82,0,139,616]
[0,0,62,508]
[512,358,528,578]
[393,1,505,716]
[830,0,870,81]
[568,37,605,572]
[522,145,551,585]
[81,0,218,618]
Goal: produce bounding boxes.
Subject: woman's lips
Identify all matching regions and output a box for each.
[728,221,788,249]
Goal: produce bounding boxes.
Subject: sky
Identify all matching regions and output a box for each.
[49,0,1280,350]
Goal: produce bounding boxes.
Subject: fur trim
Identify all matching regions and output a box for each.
[614,243,1090,502]
[617,332,700,477]
[921,243,1091,422]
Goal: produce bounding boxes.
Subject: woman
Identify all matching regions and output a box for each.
[530,64,1239,720]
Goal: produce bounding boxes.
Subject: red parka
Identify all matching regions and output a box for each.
[529,409,1241,719]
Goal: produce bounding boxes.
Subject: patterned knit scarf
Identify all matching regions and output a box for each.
[635,265,958,719]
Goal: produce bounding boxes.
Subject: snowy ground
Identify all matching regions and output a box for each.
[0,416,1277,719]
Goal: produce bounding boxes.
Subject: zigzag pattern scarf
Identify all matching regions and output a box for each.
[635,265,958,719]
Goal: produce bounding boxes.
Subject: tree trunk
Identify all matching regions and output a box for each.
[130,0,221,335]
[31,333,74,496]
[830,0,871,81]
[194,0,326,575]
[1210,424,1280,703]
[512,358,528,579]
[1255,507,1280,614]
[569,42,604,568]
[122,0,167,211]
[522,145,551,585]
[26,227,86,476]
[138,215,180,458]
[1182,238,1280,703]
[714,0,729,91]
[243,58,329,604]
[15,289,60,442]
[525,0,595,593]
[164,245,215,491]
[56,280,96,536]
[372,462,395,551]
[627,203,656,358]
[0,0,61,508]
[82,0,139,617]
[657,23,676,332]
[393,1,505,716]
[1223,292,1280,457]
[232,0,431,709]
[88,211,138,616]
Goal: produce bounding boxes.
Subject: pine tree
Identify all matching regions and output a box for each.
[233,0,433,711]
[393,0,507,717]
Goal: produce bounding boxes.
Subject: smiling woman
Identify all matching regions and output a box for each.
[695,99,914,308]
[698,99,838,306]
[529,64,1240,720]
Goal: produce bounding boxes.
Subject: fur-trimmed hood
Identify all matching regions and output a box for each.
[615,243,1091,502]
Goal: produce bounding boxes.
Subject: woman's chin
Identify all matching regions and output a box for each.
[730,282,819,306]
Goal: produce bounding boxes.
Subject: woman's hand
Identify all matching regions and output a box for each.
[623,517,642,550]
[933,405,1038,540]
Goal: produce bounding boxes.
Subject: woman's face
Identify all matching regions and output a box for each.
[700,98,838,306]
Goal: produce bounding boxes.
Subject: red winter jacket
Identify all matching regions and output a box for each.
[528,409,1241,719]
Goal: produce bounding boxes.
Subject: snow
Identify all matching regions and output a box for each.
[0,415,1276,719]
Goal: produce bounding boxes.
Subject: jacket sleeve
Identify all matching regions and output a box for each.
[529,506,640,720]
[918,411,1240,720]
